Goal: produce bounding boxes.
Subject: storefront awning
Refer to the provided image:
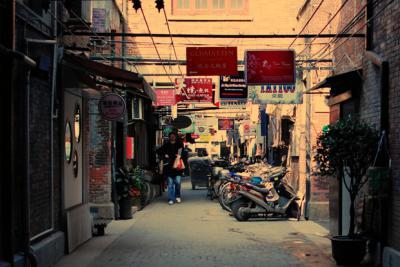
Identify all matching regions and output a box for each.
[305,69,363,95]
[63,53,157,101]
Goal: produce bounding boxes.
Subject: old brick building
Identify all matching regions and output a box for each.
[312,0,400,265]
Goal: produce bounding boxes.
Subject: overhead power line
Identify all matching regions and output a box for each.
[162,7,183,77]
[140,5,174,84]
[65,32,365,39]
[68,9,140,73]
[288,0,326,48]
[308,0,381,60]
[309,0,394,68]
[295,0,350,58]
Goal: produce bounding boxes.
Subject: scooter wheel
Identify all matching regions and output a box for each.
[231,199,251,221]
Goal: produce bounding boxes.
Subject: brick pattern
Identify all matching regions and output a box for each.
[85,93,113,204]
[334,0,400,249]
[366,0,400,250]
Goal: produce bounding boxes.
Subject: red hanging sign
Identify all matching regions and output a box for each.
[186,47,238,76]
[154,89,176,106]
[245,50,295,85]
[218,119,234,130]
[175,78,213,103]
[126,137,134,160]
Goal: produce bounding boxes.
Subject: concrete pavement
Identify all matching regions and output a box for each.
[54,178,335,267]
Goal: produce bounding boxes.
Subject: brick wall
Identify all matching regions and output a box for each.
[84,91,113,204]
[364,0,400,250]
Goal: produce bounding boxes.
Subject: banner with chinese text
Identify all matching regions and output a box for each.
[175,78,213,103]
[186,47,237,76]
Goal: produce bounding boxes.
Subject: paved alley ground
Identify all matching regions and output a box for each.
[55,178,335,267]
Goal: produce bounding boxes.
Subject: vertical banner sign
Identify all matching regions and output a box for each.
[126,137,134,160]
[219,71,248,99]
[186,47,238,76]
[245,50,295,85]
[260,109,268,136]
[241,121,257,136]
[248,69,303,104]
[154,89,176,106]
[92,8,107,32]
[175,78,213,103]
[218,119,234,130]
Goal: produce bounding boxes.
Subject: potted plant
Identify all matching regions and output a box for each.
[115,167,142,219]
[314,116,380,266]
[130,166,144,210]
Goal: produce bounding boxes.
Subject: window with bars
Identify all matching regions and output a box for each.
[213,0,225,9]
[231,0,244,9]
[172,0,248,16]
[177,0,190,9]
[195,0,208,9]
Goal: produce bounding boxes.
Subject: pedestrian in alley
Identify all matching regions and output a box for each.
[157,131,186,205]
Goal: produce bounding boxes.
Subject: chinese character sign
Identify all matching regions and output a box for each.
[175,78,213,103]
[219,71,248,99]
[92,8,107,32]
[245,50,295,85]
[154,89,176,106]
[98,93,126,121]
[186,47,238,76]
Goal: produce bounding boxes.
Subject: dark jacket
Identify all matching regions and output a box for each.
[157,141,185,177]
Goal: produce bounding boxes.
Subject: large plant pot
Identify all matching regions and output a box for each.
[118,197,133,219]
[331,236,367,266]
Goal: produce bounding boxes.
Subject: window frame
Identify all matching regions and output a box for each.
[171,0,249,16]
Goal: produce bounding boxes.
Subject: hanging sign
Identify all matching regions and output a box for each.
[186,47,238,76]
[126,137,134,160]
[98,93,126,121]
[218,119,234,130]
[248,70,303,104]
[175,78,213,103]
[154,89,176,106]
[241,121,257,136]
[92,8,106,32]
[220,71,247,99]
[219,100,247,109]
[245,50,295,85]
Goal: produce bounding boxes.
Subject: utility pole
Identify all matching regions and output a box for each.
[304,37,312,220]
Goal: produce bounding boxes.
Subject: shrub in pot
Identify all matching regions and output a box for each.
[115,166,144,219]
[115,168,134,219]
[314,116,380,266]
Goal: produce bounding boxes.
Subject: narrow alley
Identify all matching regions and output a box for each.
[2,0,400,266]
[55,178,334,267]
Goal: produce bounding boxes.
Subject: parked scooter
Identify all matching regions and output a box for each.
[229,168,301,221]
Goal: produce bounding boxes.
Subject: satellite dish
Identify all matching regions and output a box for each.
[172,116,192,129]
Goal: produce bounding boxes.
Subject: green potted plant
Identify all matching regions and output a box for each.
[314,116,380,266]
[115,168,134,219]
[130,166,144,210]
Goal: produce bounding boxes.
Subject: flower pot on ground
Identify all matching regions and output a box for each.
[331,236,367,266]
[115,166,144,219]
[315,116,380,266]
[118,196,133,219]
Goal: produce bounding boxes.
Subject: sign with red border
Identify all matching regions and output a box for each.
[98,93,126,121]
[175,78,213,103]
[245,50,295,85]
[186,47,238,76]
[218,119,234,130]
[154,89,176,106]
